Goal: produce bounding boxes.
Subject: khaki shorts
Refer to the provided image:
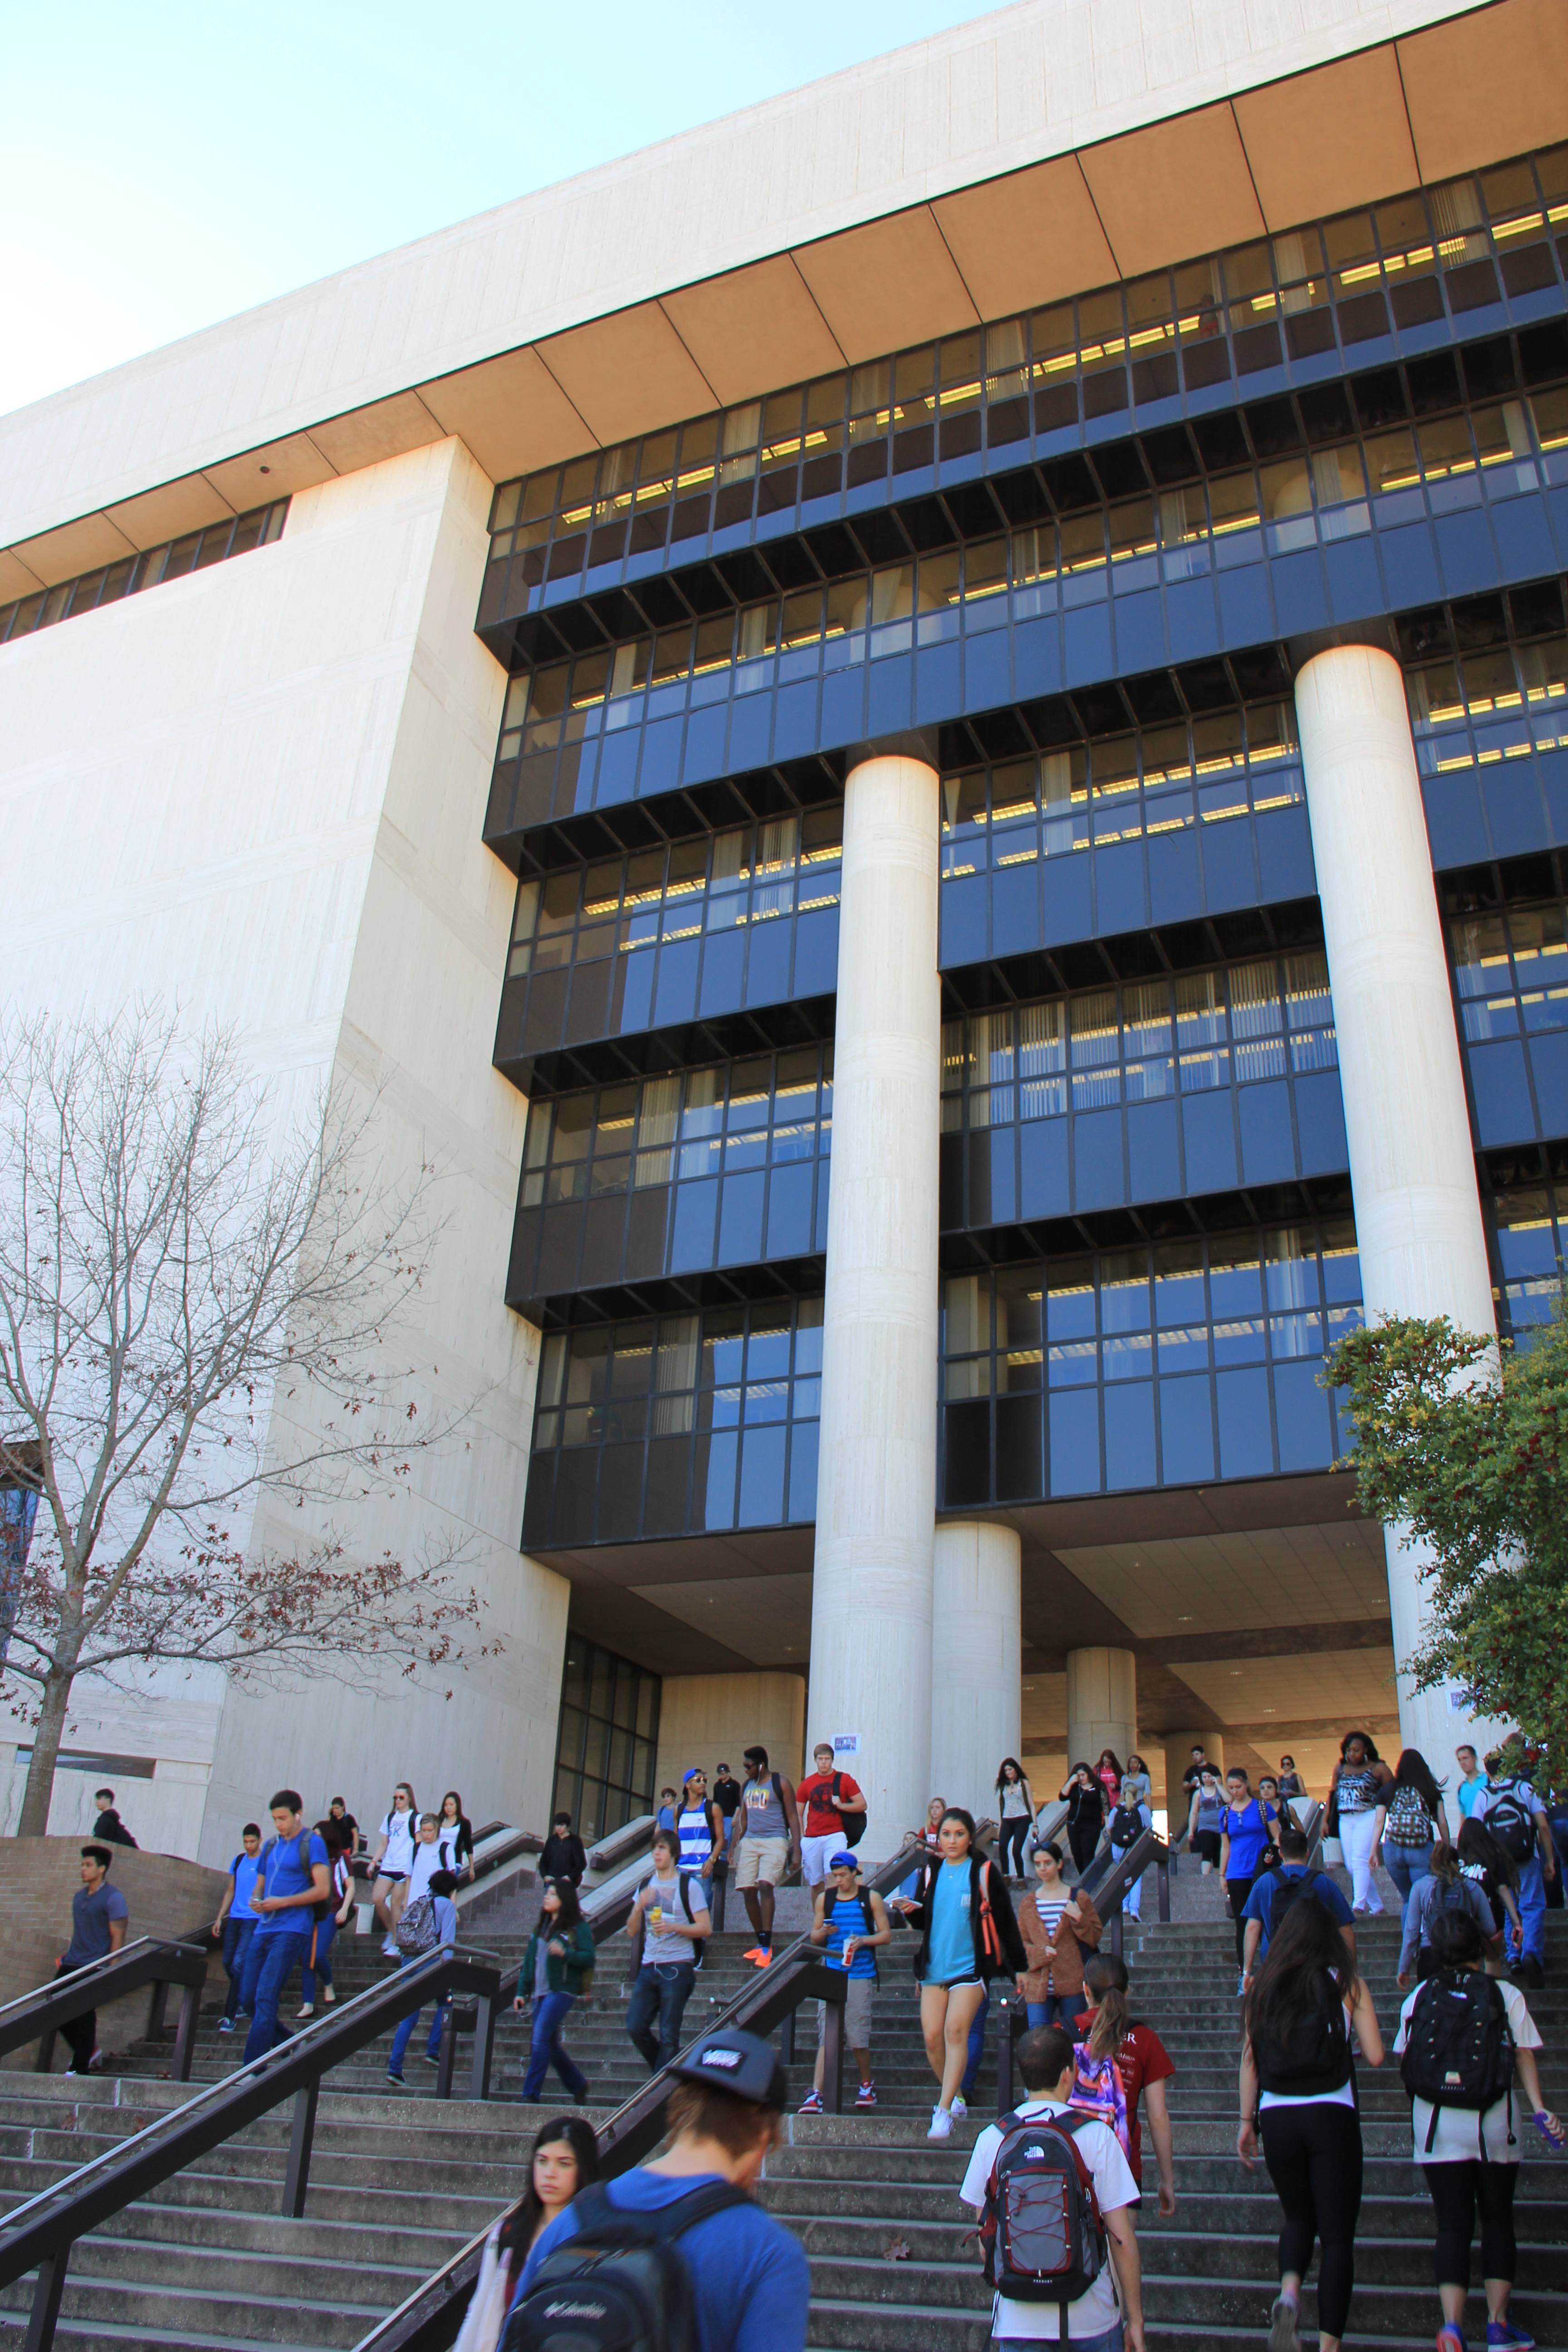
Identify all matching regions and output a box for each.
[735,1834,789,1889]
[816,1976,874,2049]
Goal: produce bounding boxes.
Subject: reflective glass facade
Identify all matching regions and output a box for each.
[477,142,1568,1557]
[0,502,289,647]
[553,1635,661,1842]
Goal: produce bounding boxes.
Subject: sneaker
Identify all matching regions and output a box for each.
[86,2052,103,2073]
[740,1945,766,1964]
[217,2019,236,2034]
[855,2082,877,2109]
[1487,2322,1534,2352]
[798,2089,823,2114]
[386,2070,407,2088]
[926,2105,954,2141]
[420,2053,440,2068]
[1269,2294,1303,2352]
[321,1988,337,2006]
[295,2004,315,2019]
[751,1947,772,1968]
[950,2094,968,2119]
[1436,2327,1465,2352]
[381,1939,398,1959]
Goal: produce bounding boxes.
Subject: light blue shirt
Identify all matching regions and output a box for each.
[923,1860,974,1987]
[1456,1776,1487,1819]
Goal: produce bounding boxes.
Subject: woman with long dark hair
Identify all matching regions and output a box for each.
[1073,1951,1177,2217]
[1018,1840,1101,2029]
[1455,1816,1524,1972]
[1396,1842,1496,1989]
[888,1807,1027,2141]
[1238,1892,1384,2352]
[513,1879,596,2103]
[1058,1762,1106,1876]
[439,1790,476,1882]
[1094,1749,1124,1811]
[1379,1748,1452,1927]
[994,1757,1034,1882]
[1328,1730,1394,1916]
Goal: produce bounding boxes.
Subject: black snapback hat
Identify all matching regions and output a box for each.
[669,2028,787,2110]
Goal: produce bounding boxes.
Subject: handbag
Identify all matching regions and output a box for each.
[1321,1835,1344,1869]
[453,2223,510,2352]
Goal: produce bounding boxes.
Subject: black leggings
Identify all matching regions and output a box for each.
[1422,2160,1519,2289]
[1259,2102,1363,2339]
[999,1817,1030,1876]
[1068,1821,1100,1874]
[1226,1874,1256,1966]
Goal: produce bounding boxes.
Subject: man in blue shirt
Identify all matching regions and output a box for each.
[212,1822,263,2032]
[1477,1751,1559,1986]
[237,1790,330,2063]
[1240,1824,1355,1985]
[511,2028,809,2352]
[54,1845,129,2075]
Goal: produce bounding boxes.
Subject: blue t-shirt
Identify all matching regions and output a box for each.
[63,1881,129,1969]
[823,1891,878,1979]
[1456,1777,1487,1819]
[515,2171,809,2352]
[924,1859,975,1986]
[255,1830,328,1937]
[1223,1801,1275,1880]
[1241,1865,1353,1955]
[231,1852,262,1919]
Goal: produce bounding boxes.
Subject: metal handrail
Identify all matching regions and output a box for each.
[1299,1800,1328,1870]
[354,1841,926,2352]
[0,1941,504,2352]
[0,1934,209,2079]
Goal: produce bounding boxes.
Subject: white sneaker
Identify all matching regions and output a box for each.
[950,2094,968,2119]
[926,2105,954,2141]
[381,1939,398,1958]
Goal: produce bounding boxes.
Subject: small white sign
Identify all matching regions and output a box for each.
[833,1733,862,1757]
[1447,1689,1469,1712]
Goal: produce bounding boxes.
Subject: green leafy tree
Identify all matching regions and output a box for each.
[1325,1303,1568,1758]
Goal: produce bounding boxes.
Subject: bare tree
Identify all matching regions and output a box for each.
[0,1009,490,1837]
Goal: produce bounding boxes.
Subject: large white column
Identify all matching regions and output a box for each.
[931,1520,1022,1820]
[1065,1648,1137,1772]
[808,753,941,1863]
[1295,646,1506,1769]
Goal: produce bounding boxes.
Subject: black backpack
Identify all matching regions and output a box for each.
[1400,1970,1516,2152]
[978,2108,1107,2308]
[1109,1804,1142,1849]
[1484,1786,1536,1864]
[831,1772,866,1849]
[1267,1873,1332,1936]
[502,2179,746,2352]
[1251,1975,1352,2098]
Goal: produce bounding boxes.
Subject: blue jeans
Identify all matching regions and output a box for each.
[220,1918,255,2020]
[963,1988,990,2098]
[389,1955,448,2074]
[1111,1843,1141,1918]
[522,1989,588,2100]
[300,1912,337,2004]
[1509,1854,1547,1965]
[240,1930,308,2062]
[1382,1842,1432,1926]
[1027,1992,1088,2032]
[627,1963,695,2070]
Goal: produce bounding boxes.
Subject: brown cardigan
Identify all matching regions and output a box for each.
[1018,1884,1102,2001]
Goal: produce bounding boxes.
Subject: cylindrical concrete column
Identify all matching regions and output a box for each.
[931,1521,1022,1820]
[1162,1731,1222,1827]
[1295,646,1506,1768]
[808,753,942,1861]
[1065,1648,1137,1774]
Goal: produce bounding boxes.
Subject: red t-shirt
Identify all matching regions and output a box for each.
[1081,2019,1175,2182]
[797,1770,862,1838]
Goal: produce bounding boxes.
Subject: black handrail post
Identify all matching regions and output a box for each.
[1156,1852,1171,1925]
[24,2247,68,2352]
[470,1990,496,2103]
[821,1983,843,2114]
[436,2005,457,2102]
[172,1981,200,2083]
[282,2078,320,2218]
[33,2029,55,2077]
[779,2008,795,2067]
[147,1977,170,2041]
[1109,1908,1123,1958]
[996,1995,1020,2117]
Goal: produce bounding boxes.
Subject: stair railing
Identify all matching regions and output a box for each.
[0,1935,210,2081]
[355,1841,925,2352]
[995,1823,1171,2114]
[0,1943,505,2352]
[1299,1799,1328,1868]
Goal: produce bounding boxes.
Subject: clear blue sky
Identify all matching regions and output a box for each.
[0,0,1002,418]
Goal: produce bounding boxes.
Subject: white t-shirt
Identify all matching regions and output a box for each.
[960,2097,1137,2341]
[1394,1978,1540,2163]
[406,1833,457,1902]
[637,1868,709,1965]
[379,1808,418,1873]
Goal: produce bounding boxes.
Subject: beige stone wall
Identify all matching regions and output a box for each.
[0,1837,225,2068]
[653,1673,806,1805]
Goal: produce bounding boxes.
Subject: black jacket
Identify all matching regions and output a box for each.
[898,1852,1026,1984]
[93,1809,137,1849]
[540,1831,588,1884]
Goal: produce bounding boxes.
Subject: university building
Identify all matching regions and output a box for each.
[2,0,1565,1859]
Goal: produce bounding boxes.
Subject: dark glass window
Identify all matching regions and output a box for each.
[553,1634,659,1844]
[0,502,289,647]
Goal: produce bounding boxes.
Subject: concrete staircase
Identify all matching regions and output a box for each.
[0,1911,1562,2348]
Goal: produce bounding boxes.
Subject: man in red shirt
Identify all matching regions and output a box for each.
[795,1743,866,1892]
[1075,1952,1176,2215]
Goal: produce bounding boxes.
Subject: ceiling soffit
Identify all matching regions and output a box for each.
[6,1,1563,587]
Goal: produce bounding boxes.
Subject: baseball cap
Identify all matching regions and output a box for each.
[829,1850,860,1871]
[670,2029,787,2109]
